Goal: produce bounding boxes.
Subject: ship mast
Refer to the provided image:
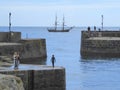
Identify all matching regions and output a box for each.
[62,15,65,31]
[55,14,57,31]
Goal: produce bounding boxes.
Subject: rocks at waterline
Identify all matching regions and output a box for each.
[0,74,24,90]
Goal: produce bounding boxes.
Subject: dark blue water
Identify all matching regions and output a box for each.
[1,27,120,90]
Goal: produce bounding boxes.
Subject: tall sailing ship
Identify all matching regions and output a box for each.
[47,15,73,32]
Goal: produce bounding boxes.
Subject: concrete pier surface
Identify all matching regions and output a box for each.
[0,64,66,90]
[0,64,64,70]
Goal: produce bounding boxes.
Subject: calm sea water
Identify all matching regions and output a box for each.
[1,26,120,90]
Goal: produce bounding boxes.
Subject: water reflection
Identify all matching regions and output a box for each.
[81,54,120,60]
[79,57,120,90]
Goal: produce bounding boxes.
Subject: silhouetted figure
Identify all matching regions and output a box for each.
[13,52,20,69]
[94,26,96,31]
[98,28,101,32]
[87,26,91,31]
[51,55,56,68]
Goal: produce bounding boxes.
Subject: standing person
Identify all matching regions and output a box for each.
[13,52,20,69]
[16,52,20,66]
[13,52,17,69]
[94,26,96,31]
[51,55,56,68]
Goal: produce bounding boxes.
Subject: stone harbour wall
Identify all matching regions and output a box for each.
[81,31,120,39]
[20,39,47,59]
[81,39,120,57]
[0,70,32,90]
[81,31,120,57]
[0,32,21,42]
[0,43,23,56]
[34,69,66,90]
[0,31,47,59]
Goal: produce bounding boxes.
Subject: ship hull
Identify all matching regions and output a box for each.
[48,29,70,32]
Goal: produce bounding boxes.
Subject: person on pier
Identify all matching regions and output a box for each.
[13,52,20,69]
[51,55,56,68]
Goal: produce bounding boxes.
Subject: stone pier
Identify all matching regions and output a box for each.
[0,65,66,90]
[81,30,120,58]
[0,32,47,60]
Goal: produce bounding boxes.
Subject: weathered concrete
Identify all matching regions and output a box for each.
[0,42,23,56]
[0,65,66,90]
[20,39,47,59]
[0,32,21,42]
[81,30,120,58]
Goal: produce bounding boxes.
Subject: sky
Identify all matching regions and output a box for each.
[0,0,120,26]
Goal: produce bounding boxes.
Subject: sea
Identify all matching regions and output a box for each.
[1,26,120,90]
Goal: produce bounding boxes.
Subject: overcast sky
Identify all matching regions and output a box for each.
[0,0,120,26]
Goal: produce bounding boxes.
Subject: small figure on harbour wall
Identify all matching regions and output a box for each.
[51,55,56,68]
[13,52,20,69]
[94,26,96,31]
[87,26,91,31]
[98,28,101,31]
